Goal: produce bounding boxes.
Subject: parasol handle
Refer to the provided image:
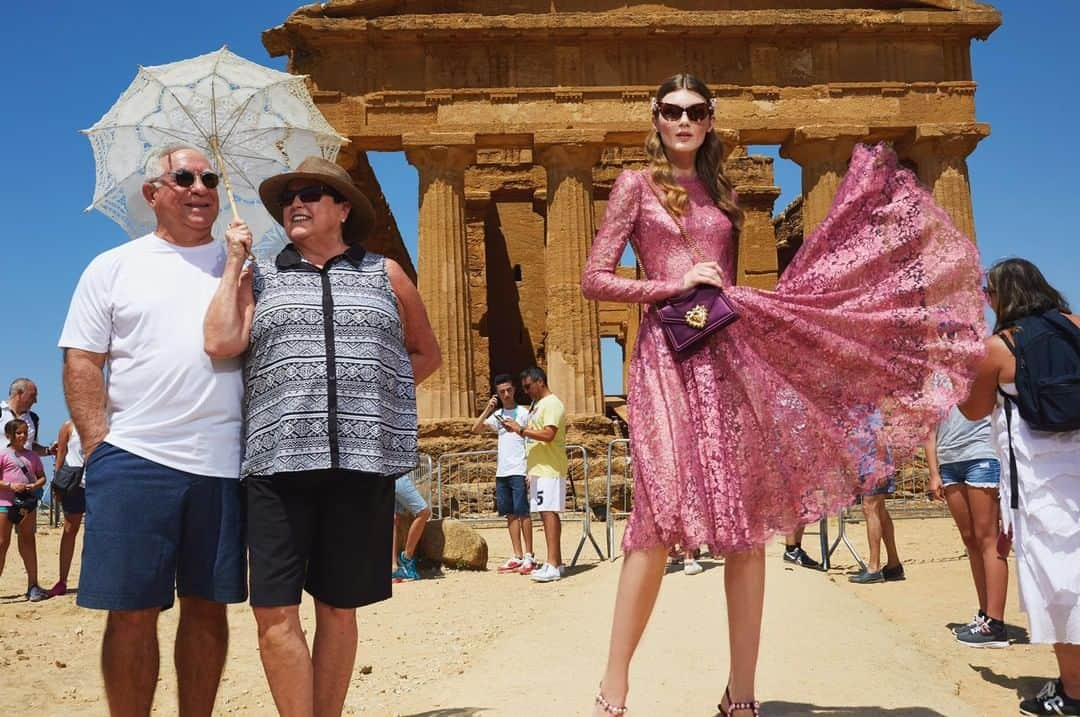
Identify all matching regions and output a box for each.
[209,136,241,224]
[209,136,253,260]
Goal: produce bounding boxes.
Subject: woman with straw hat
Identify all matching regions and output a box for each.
[205,155,441,715]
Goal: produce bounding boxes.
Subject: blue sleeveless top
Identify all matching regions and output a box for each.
[242,244,418,478]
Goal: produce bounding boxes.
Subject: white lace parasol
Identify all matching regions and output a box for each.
[83,46,347,259]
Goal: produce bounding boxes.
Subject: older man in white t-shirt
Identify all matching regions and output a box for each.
[59,144,246,717]
[471,373,534,573]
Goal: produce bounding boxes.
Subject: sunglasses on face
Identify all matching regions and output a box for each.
[653,101,712,123]
[158,169,220,189]
[278,184,344,208]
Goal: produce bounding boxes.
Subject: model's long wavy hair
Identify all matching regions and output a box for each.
[646,73,743,239]
[986,257,1071,332]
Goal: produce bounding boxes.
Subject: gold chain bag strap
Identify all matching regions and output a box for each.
[632,182,738,354]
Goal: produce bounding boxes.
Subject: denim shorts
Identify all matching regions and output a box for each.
[394,475,429,516]
[495,475,529,517]
[939,458,1001,489]
[77,443,246,611]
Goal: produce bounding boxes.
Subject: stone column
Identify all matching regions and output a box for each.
[464,190,491,413]
[901,123,989,243]
[405,138,476,420]
[781,125,869,235]
[536,133,604,416]
[725,148,782,289]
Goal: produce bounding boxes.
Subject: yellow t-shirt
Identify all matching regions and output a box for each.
[525,393,567,478]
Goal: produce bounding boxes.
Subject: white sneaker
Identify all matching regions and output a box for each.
[529,563,562,582]
[684,558,704,576]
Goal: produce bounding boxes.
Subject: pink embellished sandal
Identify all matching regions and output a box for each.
[718,686,760,717]
[595,689,628,715]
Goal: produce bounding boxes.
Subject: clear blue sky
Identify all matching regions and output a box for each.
[2,2,1076,456]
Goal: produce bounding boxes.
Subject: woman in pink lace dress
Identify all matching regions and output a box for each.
[582,74,986,716]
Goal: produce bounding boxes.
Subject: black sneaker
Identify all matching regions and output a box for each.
[882,563,905,581]
[956,617,1009,648]
[782,546,821,570]
[1020,680,1080,716]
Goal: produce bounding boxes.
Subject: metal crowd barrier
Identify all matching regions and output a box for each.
[404,452,435,513]
[434,445,603,566]
[605,438,632,562]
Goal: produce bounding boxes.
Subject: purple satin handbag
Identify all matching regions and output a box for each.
[639,183,739,355]
[656,284,738,354]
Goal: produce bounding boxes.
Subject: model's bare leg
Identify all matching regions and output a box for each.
[862,496,884,572]
[723,547,766,709]
[967,487,1007,621]
[594,545,668,714]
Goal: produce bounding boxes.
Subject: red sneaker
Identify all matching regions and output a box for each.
[48,581,67,597]
[517,556,537,575]
[497,557,524,573]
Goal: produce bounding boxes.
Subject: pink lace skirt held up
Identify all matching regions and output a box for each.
[617,145,986,555]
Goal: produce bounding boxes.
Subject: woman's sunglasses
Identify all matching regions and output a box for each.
[278,184,344,208]
[653,101,712,123]
[156,169,220,189]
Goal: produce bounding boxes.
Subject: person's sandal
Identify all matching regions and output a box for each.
[718,686,760,716]
[595,690,628,715]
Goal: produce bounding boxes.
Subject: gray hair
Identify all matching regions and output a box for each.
[143,143,208,181]
[8,377,34,398]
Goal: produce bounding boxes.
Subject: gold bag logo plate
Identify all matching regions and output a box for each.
[684,304,708,329]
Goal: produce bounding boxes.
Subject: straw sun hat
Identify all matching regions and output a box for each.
[258,156,376,246]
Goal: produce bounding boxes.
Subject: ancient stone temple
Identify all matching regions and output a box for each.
[263,1,1000,429]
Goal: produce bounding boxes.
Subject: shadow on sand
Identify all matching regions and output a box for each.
[753,702,956,716]
[399,709,490,717]
[968,663,1047,699]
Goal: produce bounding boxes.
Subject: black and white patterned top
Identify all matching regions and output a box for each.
[242,244,418,478]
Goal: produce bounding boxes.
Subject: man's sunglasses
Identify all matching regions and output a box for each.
[653,101,712,123]
[278,184,345,208]
[156,169,220,189]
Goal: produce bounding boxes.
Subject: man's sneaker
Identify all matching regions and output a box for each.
[1020,680,1080,716]
[26,585,49,602]
[684,558,704,576]
[47,581,68,597]
[882,563,905,581]
[529,563,562,583]
[956,617,1009,648]
[498,557,524,573]
[952,611,987,636]
[848,568,884,584]
[782,546,821,570]
[517,555,537,575]
[395,551,420,581]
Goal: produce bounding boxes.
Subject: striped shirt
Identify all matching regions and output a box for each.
[243,244,418,477]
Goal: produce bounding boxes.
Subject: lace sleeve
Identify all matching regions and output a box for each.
[582,170,684,304]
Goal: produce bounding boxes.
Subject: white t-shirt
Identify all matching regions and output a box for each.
[58,233,243,477]
[0,402,37,450]
[484,405,529,477]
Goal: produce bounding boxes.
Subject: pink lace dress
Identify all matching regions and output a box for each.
[582,144,986,554]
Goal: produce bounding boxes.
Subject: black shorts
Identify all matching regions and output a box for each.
[53,484,86,515]
[246,470,394,609]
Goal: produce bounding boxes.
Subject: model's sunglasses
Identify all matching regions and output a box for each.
[653,101,712,123]
[278,184,345,208]
[156,169,220,189]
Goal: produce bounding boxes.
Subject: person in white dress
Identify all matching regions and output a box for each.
[959,257,1080,716]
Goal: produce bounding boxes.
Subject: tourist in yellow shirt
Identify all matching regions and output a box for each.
[502,366,567,583]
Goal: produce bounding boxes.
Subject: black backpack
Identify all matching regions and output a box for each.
[998,310,1080,508]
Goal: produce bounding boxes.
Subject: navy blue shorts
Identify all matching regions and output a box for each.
[495,475,529,517]
[77,443,246,611]
[53,484,86,515]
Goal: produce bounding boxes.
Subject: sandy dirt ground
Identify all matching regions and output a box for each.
[0,511,1058,716]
